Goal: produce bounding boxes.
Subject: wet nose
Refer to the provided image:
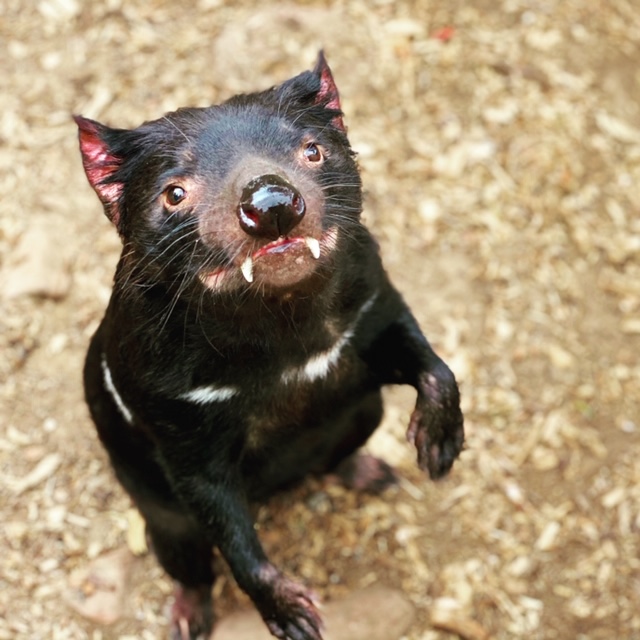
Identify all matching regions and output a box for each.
[237,174,306,239]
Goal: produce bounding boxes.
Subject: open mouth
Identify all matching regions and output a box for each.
[198,226,339,291]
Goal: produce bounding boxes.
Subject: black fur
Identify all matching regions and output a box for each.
[76,53,464,640]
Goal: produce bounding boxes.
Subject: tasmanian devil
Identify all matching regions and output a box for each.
[75,52,464,640]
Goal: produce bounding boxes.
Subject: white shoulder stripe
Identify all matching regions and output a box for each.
[179,385,239,404]
[357,290,378,317]
[281,290,379,385]
[101,355,134,425]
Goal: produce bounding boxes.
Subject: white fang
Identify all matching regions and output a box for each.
[101,354,134,425]
[305,237,321,259]
[240,255,254,283]
[281,290,379,384]
[179,385,239,404]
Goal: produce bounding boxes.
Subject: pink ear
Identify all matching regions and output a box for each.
[74,115,123,226]
[313,51,345,132]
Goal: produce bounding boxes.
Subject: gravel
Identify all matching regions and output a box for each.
[1,1,639,639]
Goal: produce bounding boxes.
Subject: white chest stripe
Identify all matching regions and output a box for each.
[281,290,379,385]
[101,355,134,425]
[179,385,239,404]
[288,333,350,384]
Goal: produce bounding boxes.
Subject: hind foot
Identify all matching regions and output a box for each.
[170,584,213,640]
[331,453,397,494]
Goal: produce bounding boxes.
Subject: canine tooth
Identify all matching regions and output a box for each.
[240,256,254,283]
[305,237,321,259]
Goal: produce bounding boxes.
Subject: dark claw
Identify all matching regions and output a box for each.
[265,596,323,640]
[257,568,324,640]
[268,618,323,640]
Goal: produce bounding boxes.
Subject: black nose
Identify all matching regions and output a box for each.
[237,174,306,239]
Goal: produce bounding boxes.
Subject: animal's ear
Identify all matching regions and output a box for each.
[313,51,345,132]
[74,115,124,227]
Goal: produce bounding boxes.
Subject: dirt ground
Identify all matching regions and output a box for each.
[1,1,639,639]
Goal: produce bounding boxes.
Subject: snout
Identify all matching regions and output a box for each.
[237,174,306,239]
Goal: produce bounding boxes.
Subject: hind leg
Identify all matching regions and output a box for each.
[102,444,216,639]
[85,333,215,638]
[323,391,397,494]
[143,508,215,640]
[107,458,215,638]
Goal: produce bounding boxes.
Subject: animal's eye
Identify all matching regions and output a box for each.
[303,142,324,164]
[165,185,186,206]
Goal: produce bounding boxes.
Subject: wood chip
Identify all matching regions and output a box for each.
[430,598,491,640]
[10,453,61,495]
[125,508,148,556]
[535,521,561,551]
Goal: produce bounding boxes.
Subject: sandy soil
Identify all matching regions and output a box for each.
[1,1,639,639]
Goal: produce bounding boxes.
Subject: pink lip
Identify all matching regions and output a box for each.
[198,225,338,291]
[253,236,305,259]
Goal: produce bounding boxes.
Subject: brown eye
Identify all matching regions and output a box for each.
[165,185,186,206]
[303,142,324,163]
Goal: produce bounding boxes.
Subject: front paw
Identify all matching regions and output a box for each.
[255,566,323,640]
[407,367,464,480]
